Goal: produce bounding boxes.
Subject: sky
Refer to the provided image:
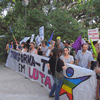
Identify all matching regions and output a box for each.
[2,10,7,17]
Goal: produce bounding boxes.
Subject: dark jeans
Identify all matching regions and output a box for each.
[49,76,63,100]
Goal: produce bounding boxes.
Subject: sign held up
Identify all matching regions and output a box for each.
[88,28,99,41]
[39,26,44,41]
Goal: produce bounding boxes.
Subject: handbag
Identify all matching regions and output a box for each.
[54,58,64,80]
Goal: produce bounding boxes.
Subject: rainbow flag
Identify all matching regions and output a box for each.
[9,25,18,45]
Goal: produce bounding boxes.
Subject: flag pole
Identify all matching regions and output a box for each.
[9,25,18,45]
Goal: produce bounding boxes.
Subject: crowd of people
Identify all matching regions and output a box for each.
[5,37,100,100]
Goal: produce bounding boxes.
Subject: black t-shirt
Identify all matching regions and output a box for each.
[48,57,64,76]
[38,51,43,55]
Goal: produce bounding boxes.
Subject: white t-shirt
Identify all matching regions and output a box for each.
[42,46,48,56]
[30,49,36,54]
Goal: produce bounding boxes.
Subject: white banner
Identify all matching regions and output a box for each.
[20,37,30,44]
[39,26,44,41]
[30,34,35,43]
[35,35,41,46]
[6,49,97,100]
[88,28,99,41]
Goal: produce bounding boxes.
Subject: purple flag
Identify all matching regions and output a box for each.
[72,35,81,53]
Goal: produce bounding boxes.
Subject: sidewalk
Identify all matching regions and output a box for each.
[0,62,53,100]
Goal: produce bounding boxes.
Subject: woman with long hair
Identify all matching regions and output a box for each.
[60,47,74,64]
[47,48,66,100]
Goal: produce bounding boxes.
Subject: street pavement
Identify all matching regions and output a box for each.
[0,62,53,100]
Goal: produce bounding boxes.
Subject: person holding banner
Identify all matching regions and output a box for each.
[17,43,28,52]
[60,47,74,64]
[22,44,29,52]
[16,42,25,52]
[75,43,93,69]
[37,44,43,55]
[29,42,37,54]
[47,48,66,100]
[16,41,21,50]
[41,41,48,56]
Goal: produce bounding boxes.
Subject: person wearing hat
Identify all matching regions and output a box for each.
[56,36,63,50]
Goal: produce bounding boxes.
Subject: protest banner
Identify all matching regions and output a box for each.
[39,26,44,41]
[30,34,35,43]
[6,49,97,100]
[20,37,30,44]
[35,35,41,46]
[88,28,99,41]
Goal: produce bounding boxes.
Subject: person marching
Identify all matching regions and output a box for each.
[47,48,66,100]
[90,40,100,100]
[60,47,74,64]
[29,42,37,54]
[75,43,93,69]
[6,40,13,58]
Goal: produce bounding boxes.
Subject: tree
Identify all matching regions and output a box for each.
[0,0,100,61]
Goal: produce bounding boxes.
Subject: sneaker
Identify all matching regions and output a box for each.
[49,95,55,98]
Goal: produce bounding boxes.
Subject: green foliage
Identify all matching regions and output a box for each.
[47,9,85,40]
[0,0,100,61]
